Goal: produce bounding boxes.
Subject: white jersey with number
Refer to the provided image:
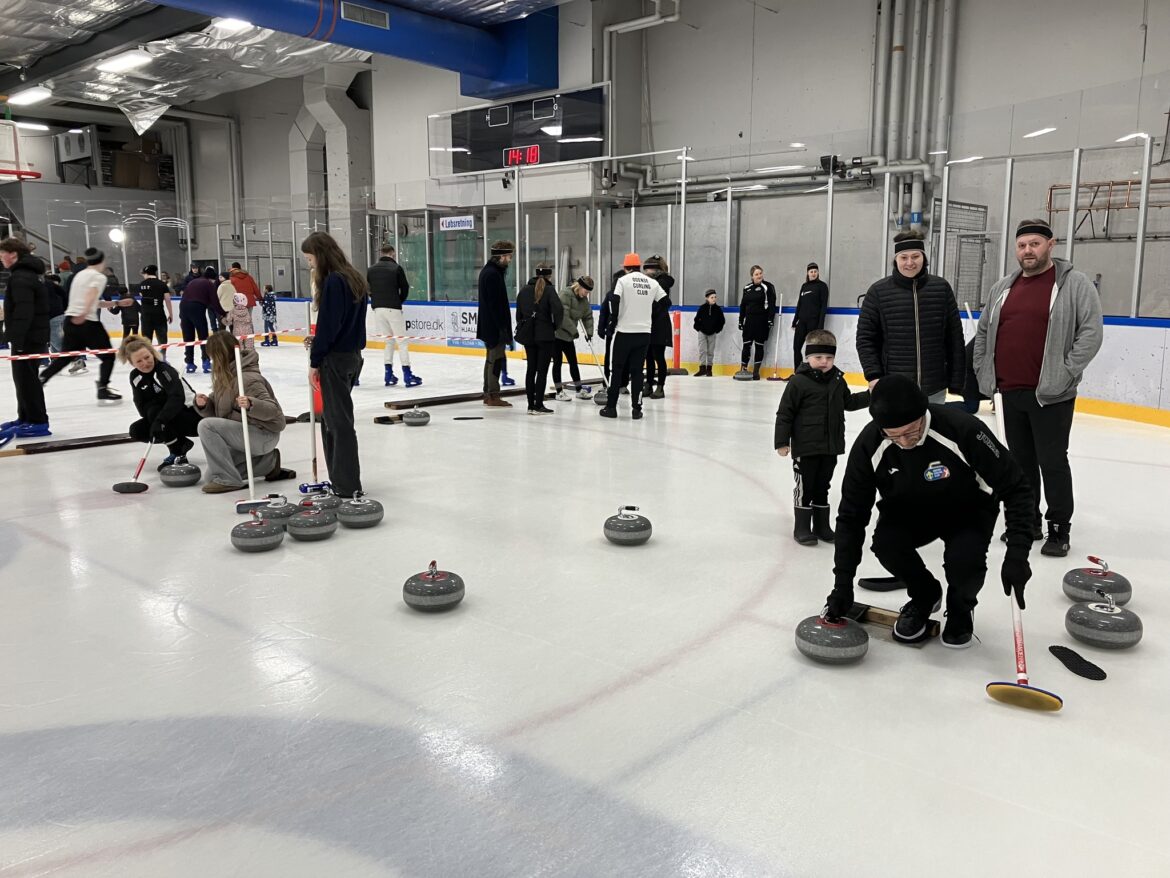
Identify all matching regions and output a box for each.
[612,271,666,334]
[66,267,108,321]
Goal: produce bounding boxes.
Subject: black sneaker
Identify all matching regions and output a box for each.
[1041,522,1071,557]
[941,609,974,649]
[893,599,937,644]
[599,408,617,419]
[632,409,644,420]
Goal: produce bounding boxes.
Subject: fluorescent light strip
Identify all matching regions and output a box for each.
[753,165,804,173]
[946,155,983,165]
[789,142,806,148]
[1023,127,1057,139]
[14,121,50,131]
[1116,132,1148,142]
[558,136,603,143]
[540,125,563,137]
[928,149,948,155]
[96,49,152,73]
[5,86,52,106]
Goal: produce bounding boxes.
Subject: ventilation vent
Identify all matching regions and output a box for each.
[341,3,389,29]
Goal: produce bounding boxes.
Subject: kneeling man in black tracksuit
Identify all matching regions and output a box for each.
[824,374,1035,648]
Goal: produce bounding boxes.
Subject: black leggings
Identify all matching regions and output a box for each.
[793,322,810,369]
[552,338,581,388]
[180,303,212,365]
[645,343,669,388]
[140,311,168,348]
[129,407,201,454]
[524,341,555,408]
[40,320,115,386]
[741,340,764,367]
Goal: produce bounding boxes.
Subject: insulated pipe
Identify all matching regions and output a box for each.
[1131,134,1154,317]
[902,0,924,164]
[553,211,560,286]
[937,166,950,277]
[931,0,958,176]
[290,221,300,298]
[885,0,907,164]
[880,172,893,274]
[215,222,223,271]
[393,211,400,264]
[910,173,924,232]
[999,157,1014,278]
[153,211,162,271]
[595,209,602,302]
[665,202,673,269]
[871,0,893,156]
[630,205,636,252]
[916,0,938,162]
[723,184,733,300]
[1064,148,1081,262]
[603,2,682,164]
[242,222,249,271]
[524,214,531,281]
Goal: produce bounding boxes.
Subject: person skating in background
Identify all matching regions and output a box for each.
[137,265,172,351]
[108,273,140,337]
[773,329,871,546]
[159,271,173,291]
[600,253,667,421]
[195,331,293,493]
[229,262,261,327]
[738,265,777,380]
[366,245,420,387]
[792,263,828,372]
[119,334,200,469]
[260,284,279,346]
[216,273,236,319]
[175,263,200,294]
[553,275,595,401]
[515,263,564,415]
[0,237,51,443]
[973,218,1103,557]
[38,247,122,404]
[476,240,516,408]
[642,255,675,399]
[824,374,1035,649]
[304,232,368,498]
[693,289,725,376]
[180,267,222,375]
[222,290,255,351]
[43,272,67,367]
[856,230,964,403]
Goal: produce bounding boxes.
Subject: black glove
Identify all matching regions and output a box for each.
[1001,556,1032,609]
[738,322,744,332]
[767,320,774,328]
[823,586,854,621]
[150,421,168,441]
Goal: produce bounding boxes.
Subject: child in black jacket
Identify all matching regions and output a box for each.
[692,289,725,375]
[118,334,201,468]
[774,329,871,546]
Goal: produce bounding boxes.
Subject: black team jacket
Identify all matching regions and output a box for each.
[831,405,1034,591]
[773,364,870,457]
[130,359,187,430]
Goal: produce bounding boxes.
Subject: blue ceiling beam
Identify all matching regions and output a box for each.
[154,1,558,98]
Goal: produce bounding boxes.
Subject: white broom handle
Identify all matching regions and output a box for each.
[234,345,255,500]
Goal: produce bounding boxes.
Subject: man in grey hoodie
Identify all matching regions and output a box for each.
[973,218,1103,558]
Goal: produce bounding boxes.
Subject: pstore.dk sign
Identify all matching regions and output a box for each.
[439,216,475,232]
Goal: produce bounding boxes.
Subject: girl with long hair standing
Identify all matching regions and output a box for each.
[302,232,368,497]
[515,263,564,415]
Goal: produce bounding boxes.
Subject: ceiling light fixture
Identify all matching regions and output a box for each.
[946,155,984,165]
[1023,127,1057,139]
[789,142,806,148]
[213,18,253,33]
[14,121,50,131]
[1116,132,1148,142]
[559,136,604,143]
[5,86,53,106]
[69,128,83,134]
[753,165,804,173]
[108,228,125,243]
[540,125,563,137]
[96,49,152,73]
[928,149,948,155]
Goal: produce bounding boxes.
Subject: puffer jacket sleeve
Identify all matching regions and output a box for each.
[943,286,965,391]
[855,283,884,381]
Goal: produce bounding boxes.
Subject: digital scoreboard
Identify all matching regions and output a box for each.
[428,86,606,175]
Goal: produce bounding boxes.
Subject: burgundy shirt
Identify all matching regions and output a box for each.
[995,264,1055,391]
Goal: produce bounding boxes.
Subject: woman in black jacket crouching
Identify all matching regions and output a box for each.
[119,334,201,468]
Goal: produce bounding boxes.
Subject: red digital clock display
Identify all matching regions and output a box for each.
[503,145,541,167]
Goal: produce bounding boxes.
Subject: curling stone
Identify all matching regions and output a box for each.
[402,407,430,427]
[1065,591,1143,650]
[732,369,753,381]
[403,561,465,611]
[300,493,342,512]
[159,462,201,488]
[603,505,652,546]
[1062,556,1132,606]
[230,513,285,553]
[260,496,300,530]
[795,615,870,664]
[338,496,385,529]
[287,508,339,542]
[594,389,608,406]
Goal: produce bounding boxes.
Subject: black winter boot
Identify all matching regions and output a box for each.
[751,363,762,380]
[811,505,835,542]
[1041,522,1071,557]
[793,507,818,546]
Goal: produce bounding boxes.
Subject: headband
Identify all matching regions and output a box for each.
[536,266,552,277]
[893,239,925,254]
[490,243,515,255]
[1016,223,1053,239]
[805,344,836,356]
[576,276,594,291]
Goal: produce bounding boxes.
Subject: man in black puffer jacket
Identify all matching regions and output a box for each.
[0,238,50,442]
[856,231,964,401]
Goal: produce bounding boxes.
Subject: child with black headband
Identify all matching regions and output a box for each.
[774,329,871,546]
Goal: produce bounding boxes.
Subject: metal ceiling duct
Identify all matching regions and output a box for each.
[0,0,153,69]
[385,0,563,25]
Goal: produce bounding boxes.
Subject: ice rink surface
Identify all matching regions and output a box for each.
[2,343,1168,877]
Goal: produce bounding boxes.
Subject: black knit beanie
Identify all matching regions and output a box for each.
[84,247,105,266]
[870,374,929,429]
